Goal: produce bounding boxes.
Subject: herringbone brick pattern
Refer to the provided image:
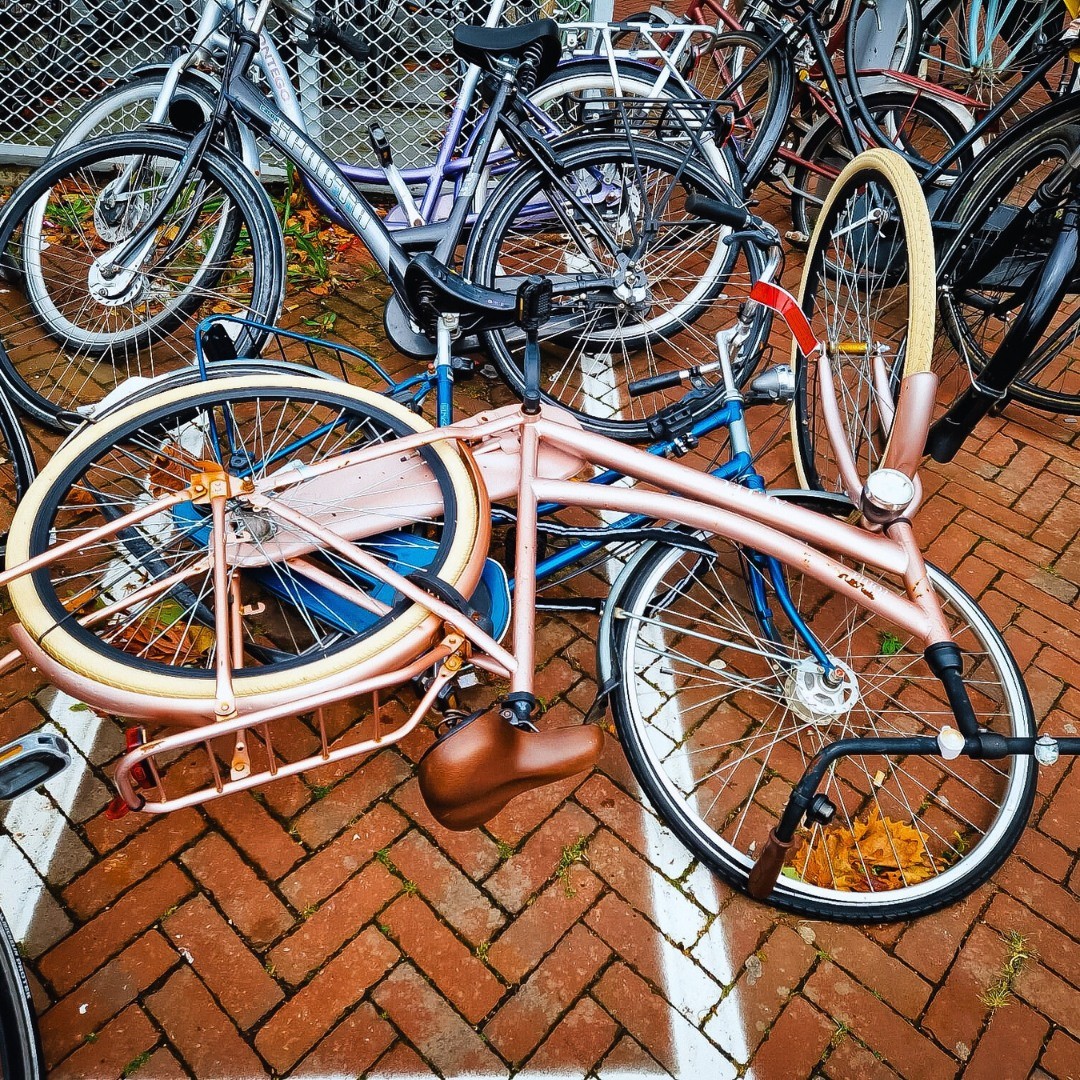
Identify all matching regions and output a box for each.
[1,195,1078,1080]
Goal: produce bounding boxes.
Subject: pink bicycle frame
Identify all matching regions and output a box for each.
[0,381,951,813]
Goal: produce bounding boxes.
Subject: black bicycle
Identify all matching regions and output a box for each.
[0,7,763,444]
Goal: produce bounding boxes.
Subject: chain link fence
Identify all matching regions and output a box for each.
[0,0,594,169]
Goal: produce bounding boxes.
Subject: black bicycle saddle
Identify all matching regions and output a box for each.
[452,19,562,84]
[401,253,518,334]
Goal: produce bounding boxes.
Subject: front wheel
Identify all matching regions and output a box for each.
[0,131,284,428]
[607,508,1035,922]
[465,135,768,441]
[792,149,936,498]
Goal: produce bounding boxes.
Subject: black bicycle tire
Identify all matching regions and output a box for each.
[936,96,1080,415]
[691,29,793,191]
[0,907,44,1080]
[606,506,1036,922]
[789,87,974,238]
[0,131,285,430]
[841,0,978,176]
[464,134,769,441]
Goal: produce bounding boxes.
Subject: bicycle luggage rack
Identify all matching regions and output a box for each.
[570,94,736,158]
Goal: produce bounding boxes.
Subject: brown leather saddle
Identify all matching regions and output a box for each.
[417,707,603,830]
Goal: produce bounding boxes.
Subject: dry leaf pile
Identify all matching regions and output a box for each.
[108,597,214,665]
[787,806,938,891]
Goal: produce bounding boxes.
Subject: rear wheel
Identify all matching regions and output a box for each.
[918,0,1078,125]
[466,135,768,441]
[7,375,483,706]
[789,88,973,240]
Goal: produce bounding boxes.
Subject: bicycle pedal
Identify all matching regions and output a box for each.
[450,354,483,379]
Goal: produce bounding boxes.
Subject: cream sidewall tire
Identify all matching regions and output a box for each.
[790,147,936,491]
[7,375,483,703]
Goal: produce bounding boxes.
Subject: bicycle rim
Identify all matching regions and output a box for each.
[792,148,936,498]
[610,519,1034,921]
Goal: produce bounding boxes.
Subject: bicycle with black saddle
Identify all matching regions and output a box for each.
[0,3,762,445]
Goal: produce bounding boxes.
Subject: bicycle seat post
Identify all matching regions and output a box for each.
[515,276,552,416]
[434,313,458,427]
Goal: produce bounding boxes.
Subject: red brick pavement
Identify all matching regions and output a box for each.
[0,196,1079,1080]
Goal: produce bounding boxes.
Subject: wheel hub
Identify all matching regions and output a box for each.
[227,506,276,543]
[93,183,151,244]
[87,261,149,307]
[784,659,858,726]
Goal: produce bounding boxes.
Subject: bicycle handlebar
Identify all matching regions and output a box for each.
[269,0,370,62]
[308,14,371,62]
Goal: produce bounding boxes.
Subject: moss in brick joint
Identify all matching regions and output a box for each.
[122,1051,152,1078]
[981,930,1036,1010]
[556,835,591,898]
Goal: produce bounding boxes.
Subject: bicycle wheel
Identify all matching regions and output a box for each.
[0,907,44,1080]
[938,107,1080,415]
[688,30,792,190]
[0,390,36,559]
[789,88,974,240]
[917,0,1077,123]
[792,148,935,497]
[0,131,284,429]
[608,508,1035,922]
[465,135,768,441]
[7,375,484,705]
[47,72,244,159]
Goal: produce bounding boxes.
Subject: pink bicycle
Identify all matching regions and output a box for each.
[0,151,1050,922]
